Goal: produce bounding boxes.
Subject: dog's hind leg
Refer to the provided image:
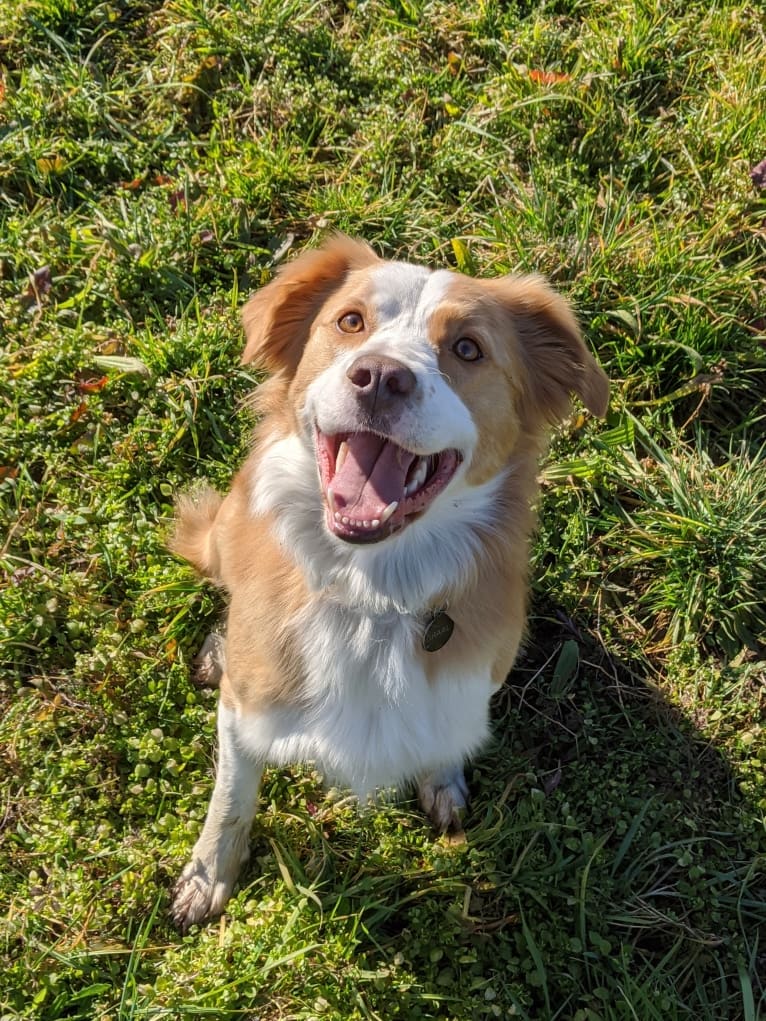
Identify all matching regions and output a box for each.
[192,631,226,688]
[171,698,262,931]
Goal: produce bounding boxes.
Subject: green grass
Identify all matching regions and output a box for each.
[1,0,765,1017]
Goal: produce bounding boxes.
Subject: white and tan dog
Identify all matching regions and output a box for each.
[170,235,608,930]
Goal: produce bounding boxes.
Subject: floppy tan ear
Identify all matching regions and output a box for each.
[485,275,609,425]
[241,235,379,374]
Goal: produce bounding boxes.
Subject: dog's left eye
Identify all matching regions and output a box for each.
[337,312,365,334]
[453,337,483,362]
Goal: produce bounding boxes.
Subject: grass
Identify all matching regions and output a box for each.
[1,0,765,1017]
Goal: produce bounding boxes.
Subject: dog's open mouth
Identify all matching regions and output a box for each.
[315,429,462,543]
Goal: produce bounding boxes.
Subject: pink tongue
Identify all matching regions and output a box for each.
[331,434,417,519]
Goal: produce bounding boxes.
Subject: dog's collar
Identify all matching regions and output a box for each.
[421,606,454,652]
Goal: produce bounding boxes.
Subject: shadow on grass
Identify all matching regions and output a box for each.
[455,602,766,1019]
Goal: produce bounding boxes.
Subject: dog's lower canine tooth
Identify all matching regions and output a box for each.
[380,501,398,525]
[335,440,349,474]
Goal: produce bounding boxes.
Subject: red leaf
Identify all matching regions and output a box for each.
[70,401,88,424]
[76,374,108,393]
[529,69,570,85]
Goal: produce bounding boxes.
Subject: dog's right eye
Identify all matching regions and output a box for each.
[337,312,365,334]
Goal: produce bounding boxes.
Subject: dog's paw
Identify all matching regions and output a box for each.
[192,632,225,688]
[170,858,236,932]
[418,766,470,833]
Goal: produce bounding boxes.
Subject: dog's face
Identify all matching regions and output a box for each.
[242,236,608,546]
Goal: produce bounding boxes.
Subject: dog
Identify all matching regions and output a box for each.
[169,235,608,930]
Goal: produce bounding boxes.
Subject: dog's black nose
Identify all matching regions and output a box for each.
[346,356,416,411]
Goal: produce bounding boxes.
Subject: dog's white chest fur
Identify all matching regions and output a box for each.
[233,600,493,796]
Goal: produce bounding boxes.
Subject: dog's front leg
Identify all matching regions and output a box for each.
[171,700,262,931]
[418,764,470,833]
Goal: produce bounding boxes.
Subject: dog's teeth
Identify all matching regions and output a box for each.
[405,457,428,496]
[379,501,398,525]
[341,515,350,525]
[327,488,338,515]
[371,518,380,528]
[334,511,342,522]
[335,441,349,473]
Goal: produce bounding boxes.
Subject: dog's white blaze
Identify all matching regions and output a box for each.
[305,264,478,458]
[230,604,494,796]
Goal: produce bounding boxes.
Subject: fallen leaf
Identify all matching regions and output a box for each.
[543,767,563,796]
[270,232,295,265]
[37,155,66,174]
[76,374,108,394]
[153,174,173,187]
[447,51,462,76]
[22,266,53,309]
[70,401,88,424]
[12,565,37,584]
[168,188,186,211]
[0,466,19,480]
[750,157,766,189]
[120,177,144,190]
[92,354,151,376]
[30,265,52,296]
[0,78,5,104]
[529,69,570,85]
[96,337,126,356]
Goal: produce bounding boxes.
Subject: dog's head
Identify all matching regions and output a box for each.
[242,235,608,546]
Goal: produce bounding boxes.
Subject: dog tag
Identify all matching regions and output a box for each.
[422,610,454,652]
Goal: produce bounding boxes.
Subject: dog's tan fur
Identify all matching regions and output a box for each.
[169,235,608,930]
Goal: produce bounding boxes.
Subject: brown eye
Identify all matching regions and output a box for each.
[453,337,483,362]
[337,312,365,334]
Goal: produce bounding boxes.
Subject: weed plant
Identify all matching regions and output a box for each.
[1,0,765,1018]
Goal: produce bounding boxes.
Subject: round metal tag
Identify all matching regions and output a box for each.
[422,611,454,652]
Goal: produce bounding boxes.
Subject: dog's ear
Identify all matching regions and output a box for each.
[241,235,379,374]
[486,275,609,426]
